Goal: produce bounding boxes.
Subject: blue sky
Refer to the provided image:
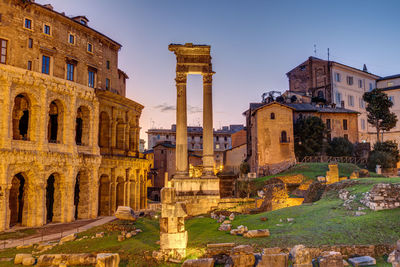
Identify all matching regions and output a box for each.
[37,0,400,142]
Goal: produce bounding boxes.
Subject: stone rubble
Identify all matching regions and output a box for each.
[348,255,376,266]
[388,240,400,266]
[361,183,400,211]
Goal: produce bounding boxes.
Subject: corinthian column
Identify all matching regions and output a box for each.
[202,73,215,177]
[175,72,188,177]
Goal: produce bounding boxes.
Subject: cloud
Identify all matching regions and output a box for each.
[154,103,202,114]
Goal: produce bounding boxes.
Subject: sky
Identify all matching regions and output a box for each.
[38,0,400,146]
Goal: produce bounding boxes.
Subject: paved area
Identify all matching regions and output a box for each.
[0,216,116,249]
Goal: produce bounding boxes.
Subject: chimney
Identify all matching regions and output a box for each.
[363,64,368,72]
[43,4,53,10]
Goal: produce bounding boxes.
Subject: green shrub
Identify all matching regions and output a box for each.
[367,141,399,170]
[327,137,354,157]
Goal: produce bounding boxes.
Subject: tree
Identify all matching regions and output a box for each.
[327,137,354,157]
[294,116,328,159]
[363,89,397,142]
[367,141,400,170]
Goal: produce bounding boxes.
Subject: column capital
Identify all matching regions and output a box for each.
[175,72,187,84]
[202,73,214,84]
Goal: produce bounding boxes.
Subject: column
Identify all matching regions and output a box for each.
[202,73,215,177]
[175,72,188,177]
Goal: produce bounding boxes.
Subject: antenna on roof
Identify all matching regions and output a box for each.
[327,48,330,61]
[313,44,317,56]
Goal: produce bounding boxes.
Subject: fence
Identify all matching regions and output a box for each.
[300,156,367,165]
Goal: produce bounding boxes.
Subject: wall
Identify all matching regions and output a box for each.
[224,144,246,174]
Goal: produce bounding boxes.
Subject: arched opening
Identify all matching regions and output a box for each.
[270,113,275,120]
[9,173,26,227]
[129,125,135,151]
[98,175,110,216]
[46,173,61,223]
[98,112,110,148]
[74,171,90,220]
[281,131,288,143]
[317,90,324,99]
[116,121,125,150]
[76,106,90,146]
[12,94,30,140]
[116,177,125,209]
[48,100,63,143]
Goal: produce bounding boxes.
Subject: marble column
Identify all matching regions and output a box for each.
[175,72,188,177]
[202,73,215,176]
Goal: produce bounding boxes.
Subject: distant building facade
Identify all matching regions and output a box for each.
[224,129,247,174]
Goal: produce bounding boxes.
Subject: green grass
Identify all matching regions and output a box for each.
[0,175,398,266]
[0,228,37,241]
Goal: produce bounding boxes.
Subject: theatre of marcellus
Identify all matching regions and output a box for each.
[0,0,151,231]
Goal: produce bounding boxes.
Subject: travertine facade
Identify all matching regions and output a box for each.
[0,0,150,231]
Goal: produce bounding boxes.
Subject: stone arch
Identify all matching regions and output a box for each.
[47,100,64,144]
[46,173,62,223]
[98,175,111,216]
[75,106,90,146]
[116,119,125,150]
[98,111,110,148]
[9,173,26,227]
[74,170,90,220]
[116,176,125,209]
[12,94,31,140]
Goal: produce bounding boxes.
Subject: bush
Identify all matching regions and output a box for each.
[367,150,396,170]
[327,137,354,157]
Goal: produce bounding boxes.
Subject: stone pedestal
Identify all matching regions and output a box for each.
[326,164,339,184]
[159,187,187,259]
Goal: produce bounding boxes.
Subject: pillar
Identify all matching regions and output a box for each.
[202,73,215,177]
[175,72,188,177]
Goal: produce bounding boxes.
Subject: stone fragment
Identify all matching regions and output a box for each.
[218,224,231,231]
[22,255,36,266]
[231,245,254,254]
[258,252,288,267]
[318,251,343,267]
[117,235,125,242]
[263,247,281,254]
[231,254,255,267]
[343,259,349,266]
[222,220,231,224]
[125,233,132,239]
[15,254,33,265]
[217,215,226,223]
[59,233,77,244]
[206,243,235,257]
[115,206,137,221]
[96,253,120,267]
[210,212,218,220]
[348,256,376,266]
[290,245,312,266]
[243,229,270,238]
[229,213,235,221]
[37,254,96,266]
[287,218,294,222]
[355,211,366,216]
[181,258,215,267]
[96,232,104,238]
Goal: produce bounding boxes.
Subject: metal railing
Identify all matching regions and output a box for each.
[300,156,367,165]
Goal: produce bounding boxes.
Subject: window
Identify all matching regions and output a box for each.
[224,144,227,149]
[358,79,363,88]
[348,95,354,107]
[67,63,75,81]
[280,131,288,143]
[106,60,110,69]
[335,72,341,82]
[27,61,32,70]
[105,78,110,90]
[343,119,348,130]
[166,135,169,139]
[28,38,33,48]
[87,43,93,53]
[388,82,394,87]
[157,135,160,139]
[216,136,219,141]
[336,92,342,103]
[327,133,332,142]
[44,24,51,35]
[224,136,227,141]
[69,34,75,44]
[42,55,50,74]
[216,144,220,149]
[326,119,331,130]
[270,113,275,119]
[346,76,353,85]
[359,98,365,108]
[24,18,32,29]
[88,70,95,88]
[361,119,366,130]
[369,82,373,91]
[0,39,7,64]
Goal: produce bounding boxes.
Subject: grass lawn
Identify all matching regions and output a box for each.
[0,173,398,266]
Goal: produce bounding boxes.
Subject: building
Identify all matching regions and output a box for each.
[286,56,380,142]
[147,124,243,151]
[224,129,247,174]
[0,0,150,231]
[244,101,359,176]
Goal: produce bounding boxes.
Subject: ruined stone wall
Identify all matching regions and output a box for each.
[361,183,400,211]
[0,0,126,96]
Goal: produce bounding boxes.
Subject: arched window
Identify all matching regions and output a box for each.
[48,101,63,144]
[270,113,275,120]
[281,131,288,143]
[12,94,30,140]
[76,106,90,146]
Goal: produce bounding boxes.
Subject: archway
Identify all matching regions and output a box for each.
[74,171,90,220]
[48,100,63,143]
[116,121,124,150]
[116,177,124,209]
[98,175,110,216]
[98,112,110,148]
[76,106,90,146]
[12,94,30,140]
[9,173,26,227]
[46,173,61,223]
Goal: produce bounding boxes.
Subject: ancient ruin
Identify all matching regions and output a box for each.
[168,43,220,215]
